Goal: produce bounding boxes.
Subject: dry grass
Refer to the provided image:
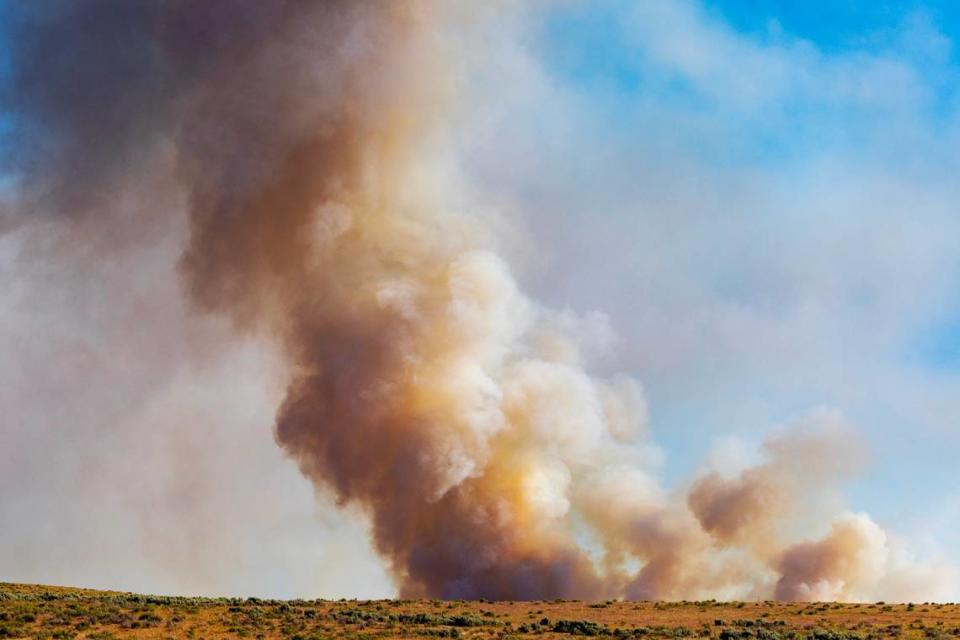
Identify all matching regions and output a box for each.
[2,583,958,640]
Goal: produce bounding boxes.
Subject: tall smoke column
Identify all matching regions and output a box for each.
[2,1,952,601]
[170,1,610,599]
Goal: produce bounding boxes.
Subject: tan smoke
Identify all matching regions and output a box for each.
[688,413,866,558]
[775,513,888,602]
[2,0,952,601]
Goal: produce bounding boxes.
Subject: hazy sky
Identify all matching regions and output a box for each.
[477,0,960,551]
[2,0,960,599]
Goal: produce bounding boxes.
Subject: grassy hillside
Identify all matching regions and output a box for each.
[1,582,958,640]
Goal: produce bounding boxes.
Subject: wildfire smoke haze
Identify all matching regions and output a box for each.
[0,1,954,601]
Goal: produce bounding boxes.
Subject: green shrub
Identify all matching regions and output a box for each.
[553,619,607,636]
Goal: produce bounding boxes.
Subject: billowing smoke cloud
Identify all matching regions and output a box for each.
[688,416,865,555]
[1,1,952,601]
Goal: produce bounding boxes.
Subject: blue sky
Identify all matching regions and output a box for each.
[533,0,960,391]
[713,0,960,52]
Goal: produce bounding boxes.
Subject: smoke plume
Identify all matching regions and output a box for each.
[1,1,951,601]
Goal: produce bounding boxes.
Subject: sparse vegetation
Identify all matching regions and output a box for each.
[0,583,958,640]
